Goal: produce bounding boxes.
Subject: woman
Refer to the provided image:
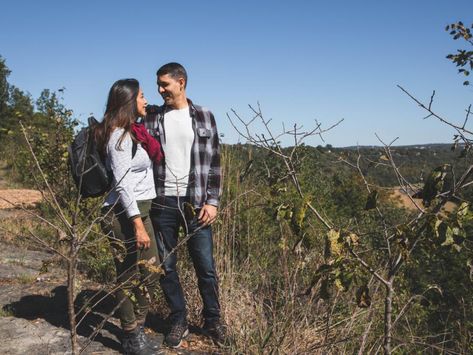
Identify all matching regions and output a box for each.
[95,79,163,355]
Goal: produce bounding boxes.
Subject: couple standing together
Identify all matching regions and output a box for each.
[96,62,223,354]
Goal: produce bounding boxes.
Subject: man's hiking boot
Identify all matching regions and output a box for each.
[203,319,229,346]
[138,325,162,352]
[165,321,189,348]
[121,326,156,355]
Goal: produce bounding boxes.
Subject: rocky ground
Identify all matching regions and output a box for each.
[0,237,219,354]
[0,166,221,354]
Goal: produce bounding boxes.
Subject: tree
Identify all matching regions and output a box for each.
[0,55,10,115]
[9,86,34,120]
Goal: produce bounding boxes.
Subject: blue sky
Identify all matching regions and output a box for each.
[1,0,472,147]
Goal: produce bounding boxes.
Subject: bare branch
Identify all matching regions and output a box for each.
[19,122,73,233]
[398,85,473,137]
[462,104,471,129]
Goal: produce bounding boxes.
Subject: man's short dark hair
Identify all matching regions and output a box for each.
[156,62,188,88]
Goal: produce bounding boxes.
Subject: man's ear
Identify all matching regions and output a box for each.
[179,77,186,90]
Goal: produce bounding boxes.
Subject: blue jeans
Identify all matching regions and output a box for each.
[150,196,220,324]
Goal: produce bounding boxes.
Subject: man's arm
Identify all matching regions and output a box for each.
[205,110,221,207]
[198,110,221,226]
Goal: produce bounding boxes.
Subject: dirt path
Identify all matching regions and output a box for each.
[0,189,43,209]
[0,162,43,210]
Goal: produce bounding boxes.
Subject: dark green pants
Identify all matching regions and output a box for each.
[101,200,160,331]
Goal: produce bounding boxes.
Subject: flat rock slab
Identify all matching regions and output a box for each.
[0,241,124,354]
[0,246,54,280]
[0,241,220,354]
[0,316,119,355]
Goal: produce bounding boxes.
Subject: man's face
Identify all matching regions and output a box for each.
[157,74,185,108]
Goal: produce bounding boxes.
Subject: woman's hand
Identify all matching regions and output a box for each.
[132,217,151,250]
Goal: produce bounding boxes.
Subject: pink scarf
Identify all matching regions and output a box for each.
[131,123,163,164]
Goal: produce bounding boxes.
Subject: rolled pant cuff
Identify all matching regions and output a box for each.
[122,321,138,332]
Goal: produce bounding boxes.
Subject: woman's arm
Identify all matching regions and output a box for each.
[107,129,140,218]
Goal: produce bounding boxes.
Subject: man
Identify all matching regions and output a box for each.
[145,62,225,348]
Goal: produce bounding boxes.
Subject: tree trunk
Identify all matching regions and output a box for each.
[67,238,79,354]
[383,278,393,355]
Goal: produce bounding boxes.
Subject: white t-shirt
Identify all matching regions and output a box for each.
[162,106,194,196]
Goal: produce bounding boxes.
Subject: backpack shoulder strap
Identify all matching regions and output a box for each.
[132,141,137,158]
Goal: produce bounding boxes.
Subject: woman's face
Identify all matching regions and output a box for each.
[136,88,147,117]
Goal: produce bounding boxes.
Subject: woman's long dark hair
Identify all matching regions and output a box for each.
[94,78,140,157]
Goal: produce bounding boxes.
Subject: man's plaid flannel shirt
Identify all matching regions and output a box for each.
[144,99,221,208]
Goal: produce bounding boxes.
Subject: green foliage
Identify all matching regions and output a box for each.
[420,164,449,206]
[0,57,78,197]
[356,285,371,308]
[364,189,378,210]
[0,55,10,115]
[290,197,309,236]
[329,173,365,218]
[336,144,471,188]
[446,21,473,85]
[404,233,473,350]
[79,231,115,283]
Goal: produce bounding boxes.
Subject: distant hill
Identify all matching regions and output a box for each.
[320,143,469,187]
[340,143,457,149]
[224,142,470,189]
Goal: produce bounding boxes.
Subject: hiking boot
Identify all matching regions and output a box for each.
[121,326,155,355]
[203,319,228,346]
[138,325,162,352]
[165,321,189,348]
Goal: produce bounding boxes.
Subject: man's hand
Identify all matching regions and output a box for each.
[198,204,218,227]
[133,217,151,249]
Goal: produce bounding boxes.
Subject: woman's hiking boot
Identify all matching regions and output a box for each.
[138,325,162,352]
[121,326,157,355]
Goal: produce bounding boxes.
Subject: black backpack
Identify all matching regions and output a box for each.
[68,116,137,198]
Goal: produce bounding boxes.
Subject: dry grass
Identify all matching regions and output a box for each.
[0,210,41,245]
